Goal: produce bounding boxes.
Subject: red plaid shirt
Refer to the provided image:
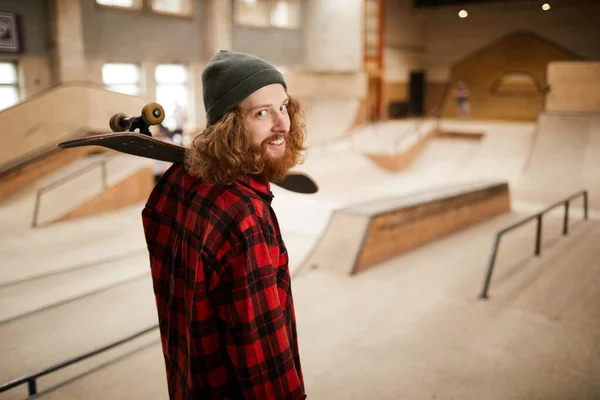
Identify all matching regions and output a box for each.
[142,163,306,400]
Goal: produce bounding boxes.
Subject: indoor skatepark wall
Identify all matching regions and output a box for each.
[286,0,364,145]
[382,0,424,116]
[545,62,600,113]
[439,32,580,121]
[302,181,510,275]
[303,0,363,72]
[0,83,146,169]
[388,1,600,118]
[0,1,54,99]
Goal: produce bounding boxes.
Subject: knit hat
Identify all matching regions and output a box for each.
[202,50,287,126]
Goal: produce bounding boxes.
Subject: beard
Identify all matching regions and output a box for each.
[251,134,301,183]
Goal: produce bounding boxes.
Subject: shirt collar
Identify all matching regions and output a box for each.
[236,175,274,203]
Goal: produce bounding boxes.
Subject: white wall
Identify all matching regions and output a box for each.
[303,0,363,72]
[384,0,424,83]
[18,57,54,98]
[80,0,204,64]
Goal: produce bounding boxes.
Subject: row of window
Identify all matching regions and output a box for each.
[0,62,189,132]
[102,63,190,131]
[234,0,300,30]
[96,0,191,16]
[96,0,301,29]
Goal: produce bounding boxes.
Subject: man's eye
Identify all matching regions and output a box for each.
[256,110,267,117]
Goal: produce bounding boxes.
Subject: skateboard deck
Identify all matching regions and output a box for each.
[276,171,318,194]
[58,132,186,163]
[57,132,318,194]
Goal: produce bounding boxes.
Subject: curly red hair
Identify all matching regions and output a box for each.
[184,96,307,185]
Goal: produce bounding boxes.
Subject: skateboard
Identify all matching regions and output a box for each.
[57,103,318,194]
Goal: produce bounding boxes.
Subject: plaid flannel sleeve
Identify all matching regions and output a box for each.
[216,209,306,400]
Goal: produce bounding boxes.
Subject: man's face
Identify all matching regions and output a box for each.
[239,84,290,160]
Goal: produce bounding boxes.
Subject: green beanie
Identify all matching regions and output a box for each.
[202,50,287,126]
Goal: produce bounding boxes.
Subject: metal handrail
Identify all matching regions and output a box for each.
[391,107,442,151]
[479,190,589,299]
[31,153,118,228]
[0,325,158,397]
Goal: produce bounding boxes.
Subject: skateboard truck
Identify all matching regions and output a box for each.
[109,102,165,135]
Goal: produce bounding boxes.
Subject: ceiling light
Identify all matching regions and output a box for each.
[542,3,551,11]
[458,9,468,18]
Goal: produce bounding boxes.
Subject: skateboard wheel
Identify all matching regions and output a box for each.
[141,102,165,126]
[109,113,130,132]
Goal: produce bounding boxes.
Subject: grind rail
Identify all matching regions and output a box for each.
[31,153,117,228]
[480,190,588,299]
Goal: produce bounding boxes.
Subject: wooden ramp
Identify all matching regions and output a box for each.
[302,181,511,275]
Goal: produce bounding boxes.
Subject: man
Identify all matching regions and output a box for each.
[142,50,307,399]
[172,101,188,139]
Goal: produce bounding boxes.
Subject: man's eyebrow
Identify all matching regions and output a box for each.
[248,103,271,111]
[247,97,290,112]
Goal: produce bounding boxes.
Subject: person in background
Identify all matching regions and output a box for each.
[151,124,174,184]
[172,101,187,138]
[453,80,471,120]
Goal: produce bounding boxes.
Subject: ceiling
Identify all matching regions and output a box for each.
[413,0,595,7]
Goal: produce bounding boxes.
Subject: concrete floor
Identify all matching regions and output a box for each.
[7,210,598,400]
[1,117,599,399]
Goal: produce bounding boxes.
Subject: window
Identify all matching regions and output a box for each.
[234,0,300,29]
[102,63,141,96]
[270,0,291,27]
[0,62,19,111]
[96,0,190,15]
[95,0,137,8]
[155,64,189,131]
[151,0,192,15]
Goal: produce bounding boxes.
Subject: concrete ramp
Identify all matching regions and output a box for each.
[302,99,361,145]
[0,82,146,168]
[51,167,154,225]
[27,153,153,228]
[302,181,510,275]
[518,111,600,210]
[0,82,148,201]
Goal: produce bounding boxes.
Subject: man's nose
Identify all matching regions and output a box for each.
[272,110,289,132]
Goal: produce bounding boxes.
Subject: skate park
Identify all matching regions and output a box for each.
[1,0,600,398]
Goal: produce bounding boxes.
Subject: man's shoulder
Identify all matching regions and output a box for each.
[189,179,273,249]
[153,164,267,219]
[193,176,267,213]
[212,182,271,223]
